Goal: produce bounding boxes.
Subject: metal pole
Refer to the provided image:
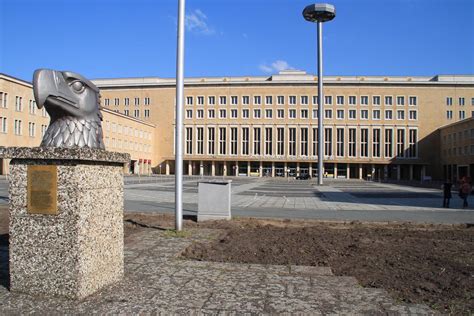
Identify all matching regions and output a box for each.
[175,0,185,231]
[317,21,324,186]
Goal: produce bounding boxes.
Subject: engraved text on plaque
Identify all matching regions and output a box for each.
[27,165,58,215]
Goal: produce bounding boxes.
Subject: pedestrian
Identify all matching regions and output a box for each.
[442,180,452,208]
[459,177,472,208]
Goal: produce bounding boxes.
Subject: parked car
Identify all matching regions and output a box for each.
[296,173,311,180]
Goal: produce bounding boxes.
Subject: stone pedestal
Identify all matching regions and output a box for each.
[198,180,232,221]
[0,147,129,299]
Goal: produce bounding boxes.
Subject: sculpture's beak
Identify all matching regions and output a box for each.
[33,69,78,110]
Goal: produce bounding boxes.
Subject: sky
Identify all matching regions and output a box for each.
[0,0,473,82]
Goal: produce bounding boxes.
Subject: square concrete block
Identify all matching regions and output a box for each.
[198,180,232,221]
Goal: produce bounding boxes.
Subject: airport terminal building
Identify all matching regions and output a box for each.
[1,70,474,180]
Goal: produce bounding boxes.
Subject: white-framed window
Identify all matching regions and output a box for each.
[185,127,193,155]
[312,95,319,105]
[324,127,332,156]
[208,96,216,105]
[373,109,381,120]
[231,96,238,105]
[360,128,368,157]
[336,95,344,105]
[373,96,381,106]
[253,95,261,105]
[301,109,308,119]
[134,97,140,106]
[360,109,368,119]
[409,110,417,120]
[265,95,273,105]
[373,128,381,157]
[144,97,150,105]
[265,127,273,156]
[231,109,238,118]
[409,96,417,106]
[196,127,204,154]
[124,98,129,106]
[289,109,296,118]
[253,109,261,118]
[325,95,332,105]
[242,96,250,105]
[144,109,150,117]
[312,109,319,119]
[348,109,356,119]
[277,127,285,155]
[208,109,215,118]
[459,110,465,119]
[241,127,249,155]
[360,96,369,105]
[397,110,405,120]
[385,110,393,120]
[408,129,417,158]
[459,97,465,106]
[124,109,129,116]
[219,127,227,155]
[471,97,474,106]
[186,96,193,105]
[242,109,249,118]
[348,96,356,105]
[325,109,332,119]
[277,109,284,119]
[219,96,227,105]
[397,96,405,106]
[29,100,36,115]
[265,109,273,118]
[385,96,393,106]
[219,109,227,118]
[15,96,22,111]
[253,127,261,155]
[289,95,296,105]
[114,98,119,106]
[0,92,7,108]
[348,128,356,157]
[300,127,308,156]
[301,95,309,105]
[385,129,393,158]
[134,109,139,117]
[289,127,296,156]
[104,98,110,106]
[197,96,204,105]
[14,119,22,135]
[446,97,452,106]
[0,117,7,133]
[208,127,215,155]
[396,129,405,158]
[230,127,238,155]
[336,109,344,119]
[186,109,193,119]
[277,95,285,105]
[197,109,204,118]
[41,124,47,137]
[312,128,319,156]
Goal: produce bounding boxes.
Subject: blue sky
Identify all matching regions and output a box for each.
[1,0,473,82]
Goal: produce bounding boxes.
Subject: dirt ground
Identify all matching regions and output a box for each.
[1,207,473,313]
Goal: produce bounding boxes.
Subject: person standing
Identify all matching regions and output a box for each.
[442,180,453,208]
[460,177,472,208]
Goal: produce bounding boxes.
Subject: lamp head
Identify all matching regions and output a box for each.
[303,3,336,23]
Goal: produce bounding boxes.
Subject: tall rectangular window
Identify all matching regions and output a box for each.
[360,128,368,157]
[15,96,22,111]
[348,128,356,157]
[373,96,381,105]
[242,127,249,155]
[0,92,5,108]
[324,128,332,156]
[372,129,381,157]
[409,96,417,106]
[265,127,273,155]
[265,96,273,105]
[186,96,193,105]
[208,96,216,105]
[336,95,344,105]
[29,100,36,114]
[289,128,296,156]
[208,127,215,155]
[253,127,261,155]
[336,128,344,157]
[385,129,393,157]
[397,129,405,157]
[14,119,22,135]
[197,96,204,105]
[230,127,238,155]
[0,117,7,133]
[277,128,284,155]
[277,95,284,105]
[360,96,369,105]
[185,127,193,154]
[28,122,35,137]
[385,96,393,106]
[312,128,319,156]
[242,96,250,105]
[446,97,452,106]
[219,127,226,155]
[301,95,308,105]
[300,127,308,156]
[408,129,417,158]
[124,98,130,106]
[197,127,204,154]
[230,96,238,105]
[219,96,227,105]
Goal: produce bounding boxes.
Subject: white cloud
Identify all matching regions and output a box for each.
[259,60,294,73]
[185,9,215,35]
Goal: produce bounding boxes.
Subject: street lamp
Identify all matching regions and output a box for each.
[302,3,335,186]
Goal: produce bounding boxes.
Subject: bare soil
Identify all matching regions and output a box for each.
[2,208,473,313]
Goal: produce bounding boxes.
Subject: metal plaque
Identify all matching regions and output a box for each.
[27,165,58,215]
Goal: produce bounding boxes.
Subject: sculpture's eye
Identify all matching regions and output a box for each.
[70,80,85,93]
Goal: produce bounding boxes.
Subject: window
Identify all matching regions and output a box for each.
[301,109,308,119]
[231,109,238,118]
[265,127,273,155]
[409,110,417,120]
[197,127,204,154]
[104,98,110,106]
[124,109,129,116]
[397,129,405,157]
[186,96,193,105]
[312,128,319,156]
[446,97,452,106]
[242,109,249,118]
[144,109,150,118]
[385,110,393,120]
[361,109,368,119]
[231,96,238,105]
[324,128,332,156]
[277,95,284,105]
[447,110,453,119]
[253,127,261,155]
[471,97,474,106]
[373,96,381,106]
[349,109,356,119]
[289,109,296,118]
[360,129,368,157]
[219,127,226,155]
[134,97,140,106]
[385,96,393,106]
[265,109,273,118]
[325,109,332,119]
[144,97,150,105]
[289,128,296,156]
[337,109,344,119]
[277,109,284,118]
[186,109,193,119]
[124,98,130,106]
[185,127,193,154]
[29,100,36,115]
[325,95,332,105]
[300,128,308,156]
[134,109,139,117]
[289,96,296,105]
[409,96,417,106]
[208,109,215,118]
[408,129,417,158]
[312,96,319,105]
[373,109,381,120]
[242,127,249,155]
[373,129,381,157]
[254,96,261,105]
[0,92,6,108]
[208,96,216,105]
[459,111,465,119]
[253,109,261,118]
[312,109,318,119]
[336,128,344,157]
[397,110,405,120]
[360,96,368,105]
[219,109,226,118]
[14,119,22,135]
[41,124,47,137]
[349,96,356,105]
[459,97,465,106]
[114,98,119,106]
[219,96,227,105]
[242,96,250,105]
[336,96,344,105]
[265,96,273,105]
[397,96,405,106]
[197,109,204,118]
[208,127,215,155]
[15,96,22,111]
[348,128,356,157]
[0,117,6,133]
[197,96,204,105]
[230,127,238,155]
[301,96,308,105]
[385,129,393,157]
[277,128,285,155]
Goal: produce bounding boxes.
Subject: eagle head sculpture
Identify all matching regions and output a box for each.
[33,69,105,149]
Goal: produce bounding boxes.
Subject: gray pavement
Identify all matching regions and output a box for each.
[0,227,433,314]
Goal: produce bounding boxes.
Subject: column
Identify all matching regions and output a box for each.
[200,161,204,176]
[211,161,216,176]
[421,165,426,181]
[235,162,239,176]
[409,165,414,181]
[284,162,288,178]
[272,162,275,177]
[358,164,362,179]
[346,165,350,179]
[309,164,313,178]
[247,162,250,177]
[397,165,401,181]
[259,161,263,177]
[296,162,300,176]
[334,163,338,178]
[223,162,227,176]
[165,162,170,175]
[188,161,193,176]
